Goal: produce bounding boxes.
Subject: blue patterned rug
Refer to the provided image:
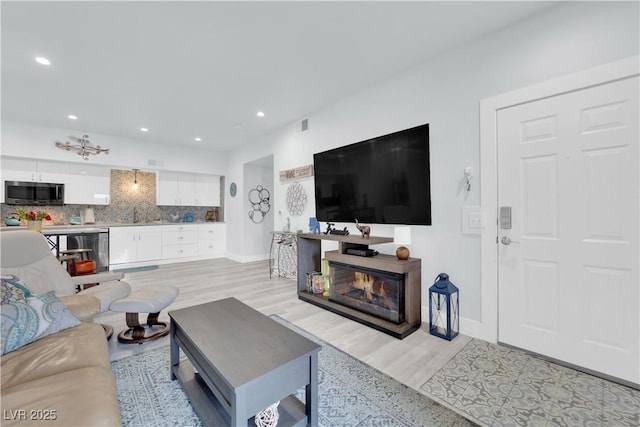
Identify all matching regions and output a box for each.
[111,316,475,426]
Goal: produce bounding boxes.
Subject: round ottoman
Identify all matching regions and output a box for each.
[110,285,179,344]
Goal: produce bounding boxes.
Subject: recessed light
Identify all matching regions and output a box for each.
[67,115,78,120]
[194,137,202,142]
[35,57,51,66]
[140,127,149,132]
[257,111,265,117]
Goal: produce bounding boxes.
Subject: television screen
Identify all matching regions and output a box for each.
[313,123,431,225]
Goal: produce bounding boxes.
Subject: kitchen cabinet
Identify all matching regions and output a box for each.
[198,223,226,257]
[65,164,111,205]
[162,224,198,259]
[194,175,221,206]
[1,158,69,184]
[109,226,162,265]
[157,172,195,206]
[157,171,220,206]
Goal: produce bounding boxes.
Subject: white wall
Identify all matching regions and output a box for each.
[1,121,228,176]
[224,1,640,327]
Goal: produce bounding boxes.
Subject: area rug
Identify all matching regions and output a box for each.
[420,338,640,427]
[111,316,476,427]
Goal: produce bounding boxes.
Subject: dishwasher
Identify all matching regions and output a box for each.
[66,228,110,272]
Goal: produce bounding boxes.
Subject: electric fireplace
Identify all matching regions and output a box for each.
[329,262,405,324]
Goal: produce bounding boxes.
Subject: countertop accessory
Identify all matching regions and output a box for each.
[5,218,20,226]
[84,208,95,224]
[70,216,82,225]
[55,134,109,160]
[182,213,194,222]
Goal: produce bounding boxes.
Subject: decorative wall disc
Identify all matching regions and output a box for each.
[286,182,306,216]
[230,182,237,197]
[248,185,271,223]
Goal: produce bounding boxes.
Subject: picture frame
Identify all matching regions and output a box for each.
[205,210,218,222]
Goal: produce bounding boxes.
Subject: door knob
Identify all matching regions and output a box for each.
[501,236,520,245]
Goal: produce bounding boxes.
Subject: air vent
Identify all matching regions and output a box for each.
[148,159,165,167]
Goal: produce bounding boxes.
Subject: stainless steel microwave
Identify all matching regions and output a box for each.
[4,181,65,205]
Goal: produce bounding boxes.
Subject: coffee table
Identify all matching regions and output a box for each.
[169,298,321,427]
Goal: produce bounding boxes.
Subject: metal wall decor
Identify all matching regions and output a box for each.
[55,134,109,160]
[286,182,307,216]
[248,185,271,223]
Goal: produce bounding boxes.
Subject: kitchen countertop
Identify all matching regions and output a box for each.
[0,221,226,233]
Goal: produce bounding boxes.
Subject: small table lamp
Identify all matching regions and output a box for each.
[394,226,412,260]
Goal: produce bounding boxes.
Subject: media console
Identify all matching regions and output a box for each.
[297,233,421,339]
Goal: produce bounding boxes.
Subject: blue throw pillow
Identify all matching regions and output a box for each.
[1,276,81,355]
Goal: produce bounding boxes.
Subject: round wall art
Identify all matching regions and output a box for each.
[229,182,237,197]
[248,185,271,223]
[286,182,307,216]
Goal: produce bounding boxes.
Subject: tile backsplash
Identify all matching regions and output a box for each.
[1,169,224,224]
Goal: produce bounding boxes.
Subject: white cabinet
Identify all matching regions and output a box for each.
[161,224,198,259]
[65,164,111,205]
[109,226,162,265]
[198,223,226,258]
[194,175,221,206]
[157,172,195,206]
[1,158,69,183]
[157,171,220,206]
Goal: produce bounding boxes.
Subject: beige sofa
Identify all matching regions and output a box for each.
[1,322,121,426]
[1,231,128,426]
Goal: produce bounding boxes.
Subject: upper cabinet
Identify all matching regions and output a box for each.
[194,174,220,207]
[0,157,111,205]
[65,164,111,205]
[1,158,69,184]
[157,171,220,207]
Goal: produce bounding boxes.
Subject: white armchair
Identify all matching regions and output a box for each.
[0,230,130,320]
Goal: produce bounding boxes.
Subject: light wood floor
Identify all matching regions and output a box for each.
[96,257,470,392]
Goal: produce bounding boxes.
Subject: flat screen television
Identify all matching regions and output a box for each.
[313,123,431,225]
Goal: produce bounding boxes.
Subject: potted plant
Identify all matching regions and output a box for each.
[16,209,52,231]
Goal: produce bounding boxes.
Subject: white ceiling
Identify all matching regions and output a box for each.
[2,1,557,152]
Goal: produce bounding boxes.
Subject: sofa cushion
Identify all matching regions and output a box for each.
[1,278,80,355]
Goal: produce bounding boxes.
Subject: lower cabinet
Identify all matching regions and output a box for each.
[162,225,198,259]
[109,223,226,267]
[198,223,226,257]
[109,226,163,265]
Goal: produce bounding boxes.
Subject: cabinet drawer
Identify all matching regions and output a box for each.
[162,244,198,259]
[198,241,223,256]
[162,230,197,245]
[163,224,197,233]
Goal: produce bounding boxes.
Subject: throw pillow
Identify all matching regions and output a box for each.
[1,278,81,355]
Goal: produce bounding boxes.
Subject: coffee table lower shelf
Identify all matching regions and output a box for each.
[172,360,308,427]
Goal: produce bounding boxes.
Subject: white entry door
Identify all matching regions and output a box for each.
[497,76,639,385]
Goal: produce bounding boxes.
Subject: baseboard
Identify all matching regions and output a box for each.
[421,305,496,343]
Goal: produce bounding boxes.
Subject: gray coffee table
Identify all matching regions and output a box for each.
[169,297,321,427]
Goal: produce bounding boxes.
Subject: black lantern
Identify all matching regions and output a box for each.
[429,273,459,341]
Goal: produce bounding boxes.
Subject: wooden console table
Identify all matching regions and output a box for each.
[297,233,421,339]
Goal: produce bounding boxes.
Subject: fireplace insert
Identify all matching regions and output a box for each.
[329,262,405,324]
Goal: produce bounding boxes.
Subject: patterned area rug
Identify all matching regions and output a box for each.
[111,316,476,427]
[421,338,640,426]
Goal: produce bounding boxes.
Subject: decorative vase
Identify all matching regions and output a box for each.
[27,220,42,232]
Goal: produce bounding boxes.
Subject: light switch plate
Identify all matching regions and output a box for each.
[462,206,484,235]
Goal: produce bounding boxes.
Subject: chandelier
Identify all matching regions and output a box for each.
[55,134,109,160]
